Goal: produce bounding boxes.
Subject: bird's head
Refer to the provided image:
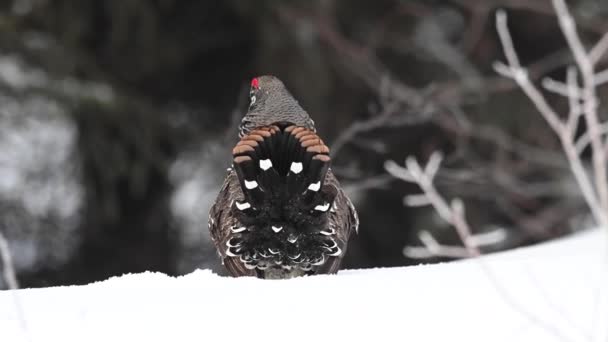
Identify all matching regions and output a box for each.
[239,75,315,137]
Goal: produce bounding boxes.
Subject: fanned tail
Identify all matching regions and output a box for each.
[231,123,334,220]
[226,122,340,272]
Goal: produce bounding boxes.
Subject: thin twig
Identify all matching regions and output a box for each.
[404,229,507,259]
[0,231,19,290]
[575,122,608,154]
[496,7,608,340]
[404,231,470,259]
[541,76,582,101]
[385,154,576,342]
[494,9,608,228]
[341,174,393,195]
[595,69,608,87]
[386,152,482,257]
[445,106,569,170]
[589,32,608,65]
[552,0,608,216]
[494,11,562,133]
[565,67,582,134]
[331,100,398,157]
[329,75,432,158]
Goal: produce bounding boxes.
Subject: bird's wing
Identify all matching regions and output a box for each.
[345,190,359,235]
[208,170,256,277]
[316,171,359,274]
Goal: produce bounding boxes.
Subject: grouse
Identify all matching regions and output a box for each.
[208,75,359,279]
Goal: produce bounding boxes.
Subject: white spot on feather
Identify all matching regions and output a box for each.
[312,255,325,266]
[226,238,242,248]
[235,201,251,210]
[324,239,337,249]
[348,199,359,233]
[308,181,321,192]
[320,227,335,236]
[250,95,256,105]
[259,159,272,170]
[245,180,258,189]
[329,246,342,256]
[271,225,283,233]
[290,162,303,174]
[314,202,330,212]
[231,226,247,233]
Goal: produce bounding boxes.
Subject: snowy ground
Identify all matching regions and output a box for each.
[0,229,606,342]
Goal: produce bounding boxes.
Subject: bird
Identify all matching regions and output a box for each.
[208,75,359,279]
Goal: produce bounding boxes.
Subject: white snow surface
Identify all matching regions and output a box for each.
[1,229,607,342]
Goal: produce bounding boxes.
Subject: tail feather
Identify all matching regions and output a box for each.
[227,122,338,271]
[231,123,333,216]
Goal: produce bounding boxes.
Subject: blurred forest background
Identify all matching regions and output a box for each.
[1,0,607,288]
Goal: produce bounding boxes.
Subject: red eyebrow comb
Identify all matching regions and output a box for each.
[251,78,259,89]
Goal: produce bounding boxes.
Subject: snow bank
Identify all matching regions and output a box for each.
[0,229,606,342]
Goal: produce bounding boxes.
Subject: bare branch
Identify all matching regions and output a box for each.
[552,0,591,71]
[0,231,31,341]
[384,159,416,183]
[403,194,433,207]
[404,228,508,259]
[0,231,19,290]
[495,9,608,228]
[565,67,582,134]
[424,152,443,180]
[403,246,468,259]
[385,153,481,257]
[341,174,393,195]
[388,151,580,341]
[389,151,582,342]
[446,106,569,170]
[589,32,608,65]
[495,11,523,70]
[404,230,470,259]
[330,101,397,158]
[467,228,508,247]
[405,156,425,181]
[552,0,608,216]
[495,10,563,133]
[541,76,582,101]
[595,69,608,87]
[575,122,608,154]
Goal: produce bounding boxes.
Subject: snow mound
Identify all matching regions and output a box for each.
[1,229,606,342]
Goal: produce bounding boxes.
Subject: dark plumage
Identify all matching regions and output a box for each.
[208,75,358,279]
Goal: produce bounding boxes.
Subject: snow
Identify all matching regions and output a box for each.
[0,229,606,342]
